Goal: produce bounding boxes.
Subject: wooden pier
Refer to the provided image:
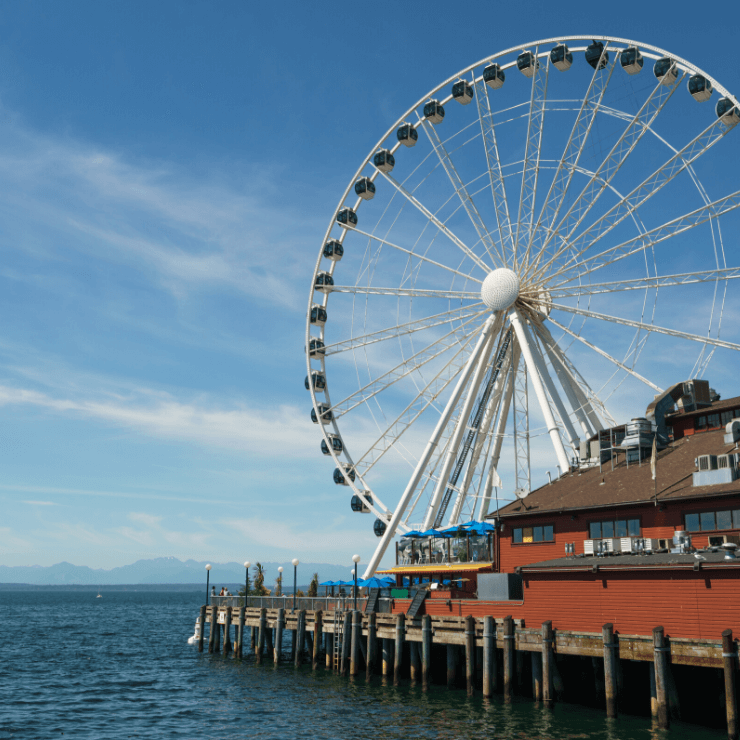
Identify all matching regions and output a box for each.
[198,600,740,738]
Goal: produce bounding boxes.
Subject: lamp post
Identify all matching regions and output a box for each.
[292,558,299,612]
[205,563,212,606]
[278,566,283,597]
[244,561,251,608]
[352,554,361,611]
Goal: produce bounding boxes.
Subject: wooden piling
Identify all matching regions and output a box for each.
[421,615,432,692]
[446,645,457,689]
[223,607,232,656]
[256,608,267,664]
[326,632,334,669]
[652,626,670,730]
[465,615,476,696]
[723,629,738,740]
[265,622,274,654]
[312,610,323,670]
[542,620,553,708]
[532,652,543,702]
[198,605,206,653]
[295,610,306,668]
[483,616,494,698]
[251,624,256,651]
[214,612,221,653]
[394,613,405,686]
[236,606,245,659]
[340,611,352,677]
[382,639,392,677]
[366,612,377,680]
[350,610,361,676]
[602,623,618,718]
[409,642,420,685]
[274,608,285,664]
[503,615,515,703]
[649,662,658,719]
[208,605,217,653]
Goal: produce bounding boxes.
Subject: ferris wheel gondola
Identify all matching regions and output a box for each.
[306,36,740,578]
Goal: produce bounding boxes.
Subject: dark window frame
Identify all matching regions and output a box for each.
[684,507,740,533]
[588,517,641,539]
[511,523,555,545]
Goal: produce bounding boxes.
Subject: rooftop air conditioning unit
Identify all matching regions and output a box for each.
[718,455,732,470]
[584,539,596,555]
[698,454,718,471]
[601,538,619,553]
[620,537,634,553]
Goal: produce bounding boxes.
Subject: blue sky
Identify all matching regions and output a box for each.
[1,0,739,571]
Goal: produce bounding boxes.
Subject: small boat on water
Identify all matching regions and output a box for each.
[187,620,201,644]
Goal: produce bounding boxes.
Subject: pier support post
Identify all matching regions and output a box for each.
[350,610,361,676]
[603,623,618,718]
[421,615,432,691]
[295,610,306,668]
[256,608,267,664]
[274,608,285,664]
[312,611,323,670]
[223,607,232,656]
[542,620,553,708]
[503,616,515,703]
[446,645,457,688]
[198,605,206,653]
[409,642,420,685]
[251,623,256,651]
[652,626,670,730]
[723,629,738,740]
[265,621,274,655]
[394,614,405,686]
[326,632,334,669]
[382,638,392,677]
[483,616,494,698]
[208,606,217,653]
[340,611,352,677]
[465,615,476,696]
[532,652,543,702]
[366,612,377,679]
[236,606,245,659]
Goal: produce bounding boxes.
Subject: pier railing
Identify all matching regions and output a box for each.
[210,595,371,611]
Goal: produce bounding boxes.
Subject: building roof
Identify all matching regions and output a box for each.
[491,428,740,520]
[519,549,740,573]
[666,394,740,421]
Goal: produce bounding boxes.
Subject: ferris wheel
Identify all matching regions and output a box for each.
[305,36,740,578]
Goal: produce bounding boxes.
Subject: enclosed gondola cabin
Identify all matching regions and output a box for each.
[336,208,358,228]
[323,240,344,262]
[374,518,387,537]
[311,404,332,425]
[351,494,373,513]
[654,57,678,86]
[620,46,644,75]
[305,372,326,392]
[373,149,395,173]
[333,465,356,485]
[310,305,327,326]
[717,97,740,127]
[550,43,572,71]
[585,40,608,70]
[451,79,473,105]
[423,100,445,124]
[314,272,334,293]
[397,123,418,147]
[308,338,325,357]
[688,74,713,102]
[354,177,376,200]
[517,50,538,78]
[321,435,344,455]
[483,63,505,89]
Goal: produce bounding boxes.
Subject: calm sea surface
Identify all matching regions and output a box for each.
[0,591,724,739]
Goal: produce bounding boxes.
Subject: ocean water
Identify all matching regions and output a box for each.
[0,591,725,739]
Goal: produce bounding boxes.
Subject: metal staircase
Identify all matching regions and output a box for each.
[332,607,343,670]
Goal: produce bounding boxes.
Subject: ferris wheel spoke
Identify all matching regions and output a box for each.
[474,76,515,263]
[551,115,733,277]
[548,189,740,284]
[532,71,685,280]
[524,45,617,272]
[322,304,485,356]
[351,227,483,283]
[417,115,504,268]
[546,315,663,393]
[329,285,479,300]
[547,266,740,299]
[330,311,487,418]
[548,302,740,353]
[514,45,550,267]
[378,171,491,273]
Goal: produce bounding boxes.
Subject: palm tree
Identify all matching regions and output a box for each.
[308,572,319,597]
[254,562,267,596]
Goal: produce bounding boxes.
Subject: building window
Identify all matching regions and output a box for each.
[708,413,720,428]
[696,416,707,430]
[685,509,740,532]
[512,524,554,544]
[589,518,640,539]
[721,411,734,425]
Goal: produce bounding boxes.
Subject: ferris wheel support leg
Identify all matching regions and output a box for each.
[478,348,518,520]
[362,315,498,580]
[509,310,570,476]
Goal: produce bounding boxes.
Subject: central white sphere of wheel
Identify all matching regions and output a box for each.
[481,268,520,311]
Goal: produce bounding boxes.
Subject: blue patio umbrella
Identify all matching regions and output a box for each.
[403,530,426,538]
[380,576,395,584]
[421,527,450,537]
[319,580,337,586]
[360,576,388,588]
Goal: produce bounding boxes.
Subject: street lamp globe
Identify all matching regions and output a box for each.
[292,558,299,567]
[352,554,361,564]
[278,566,284,573]
[244,561,251,569]
[205,564,212,571]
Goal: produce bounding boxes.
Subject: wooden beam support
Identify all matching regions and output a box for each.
[503,615,515,703]
[274,608,284,665]
[422,615,432,692]
[350,610,361,676]
[341,611,352,677]
[313,611,323,670]
[394,614,405,686]
[366,612,378,680]
[198,605,206,653]
[603,623,618,719]
[465,615,476,696]
[542,620,553,708]
[653,626,670,730]
[723,629,738,740]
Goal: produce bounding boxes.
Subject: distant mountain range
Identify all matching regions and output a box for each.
[0,557,356,586]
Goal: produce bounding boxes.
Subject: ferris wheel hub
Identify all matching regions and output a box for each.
[481,268,520,311]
